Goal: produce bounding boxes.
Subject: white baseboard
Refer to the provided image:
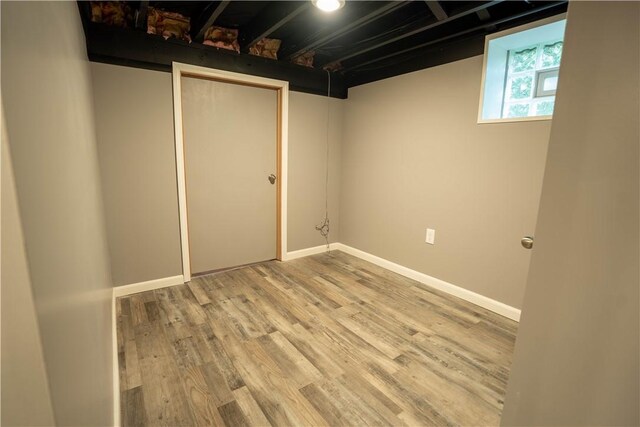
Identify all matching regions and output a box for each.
[111,291,120,427]
[113,275,185,298]
[331,243,521,322]
[284,243,338,261]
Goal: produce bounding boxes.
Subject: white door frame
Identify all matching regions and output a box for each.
[172,61,288,282]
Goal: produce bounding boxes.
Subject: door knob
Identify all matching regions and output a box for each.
[521,236,534,249]
[268,174,276,184]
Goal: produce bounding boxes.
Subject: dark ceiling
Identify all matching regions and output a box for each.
[79,0,567,98]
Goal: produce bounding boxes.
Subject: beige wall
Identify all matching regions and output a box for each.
[1,108,55,426]
[91,63,182,285]
[1,2,114,425]
[288,92,342,251]
[341,55,551,309]
[501,2,639,425]
[90,64,342,283]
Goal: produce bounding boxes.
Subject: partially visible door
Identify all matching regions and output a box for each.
[181,76,277,274]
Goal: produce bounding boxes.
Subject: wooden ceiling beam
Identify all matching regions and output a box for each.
[425,1,448,21]
[281,1,410,61]
[320,0,502,68]
[239,2,310,52]
[193,1,231,42]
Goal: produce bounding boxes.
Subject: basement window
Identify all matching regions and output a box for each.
[478,15,566,123]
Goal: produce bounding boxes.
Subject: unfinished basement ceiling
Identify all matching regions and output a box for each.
[79,0,568,98]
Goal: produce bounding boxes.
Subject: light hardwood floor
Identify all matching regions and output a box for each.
[116,251,517,426]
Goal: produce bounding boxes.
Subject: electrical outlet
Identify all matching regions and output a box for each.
[426,228,436,245]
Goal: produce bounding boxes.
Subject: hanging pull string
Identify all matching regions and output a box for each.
[315,69,331,252]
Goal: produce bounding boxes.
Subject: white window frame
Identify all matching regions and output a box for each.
[535,68,559,98]
[477,13,567,124]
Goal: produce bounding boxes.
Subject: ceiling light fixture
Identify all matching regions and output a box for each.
[313,0,345,13]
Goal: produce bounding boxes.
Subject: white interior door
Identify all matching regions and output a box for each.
[181,76,277,274]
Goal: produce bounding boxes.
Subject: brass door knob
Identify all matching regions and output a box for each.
[521,236,534,249]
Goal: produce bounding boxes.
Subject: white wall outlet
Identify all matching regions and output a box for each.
[426,228,436,245]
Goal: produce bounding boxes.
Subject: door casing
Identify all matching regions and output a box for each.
[172,62,288,282]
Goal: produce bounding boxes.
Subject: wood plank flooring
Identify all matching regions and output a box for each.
[116,251,518,426]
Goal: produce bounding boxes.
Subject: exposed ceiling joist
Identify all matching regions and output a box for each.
[347,34,486,88]
[76,1,92,33]
[347,1,567,73]
[425,1,448,21]
[193,1,231,42]
[321,0,502,68]
[85,24,348,98]
[476,7,496,31]
[135,1,148,30]
[282,1,410,60]
[476,8,492,21]
[81,1,570,95]
[239,2,310,51]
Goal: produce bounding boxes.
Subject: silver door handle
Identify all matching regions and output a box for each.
[268,174,276,184]
[521,236,534,249]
